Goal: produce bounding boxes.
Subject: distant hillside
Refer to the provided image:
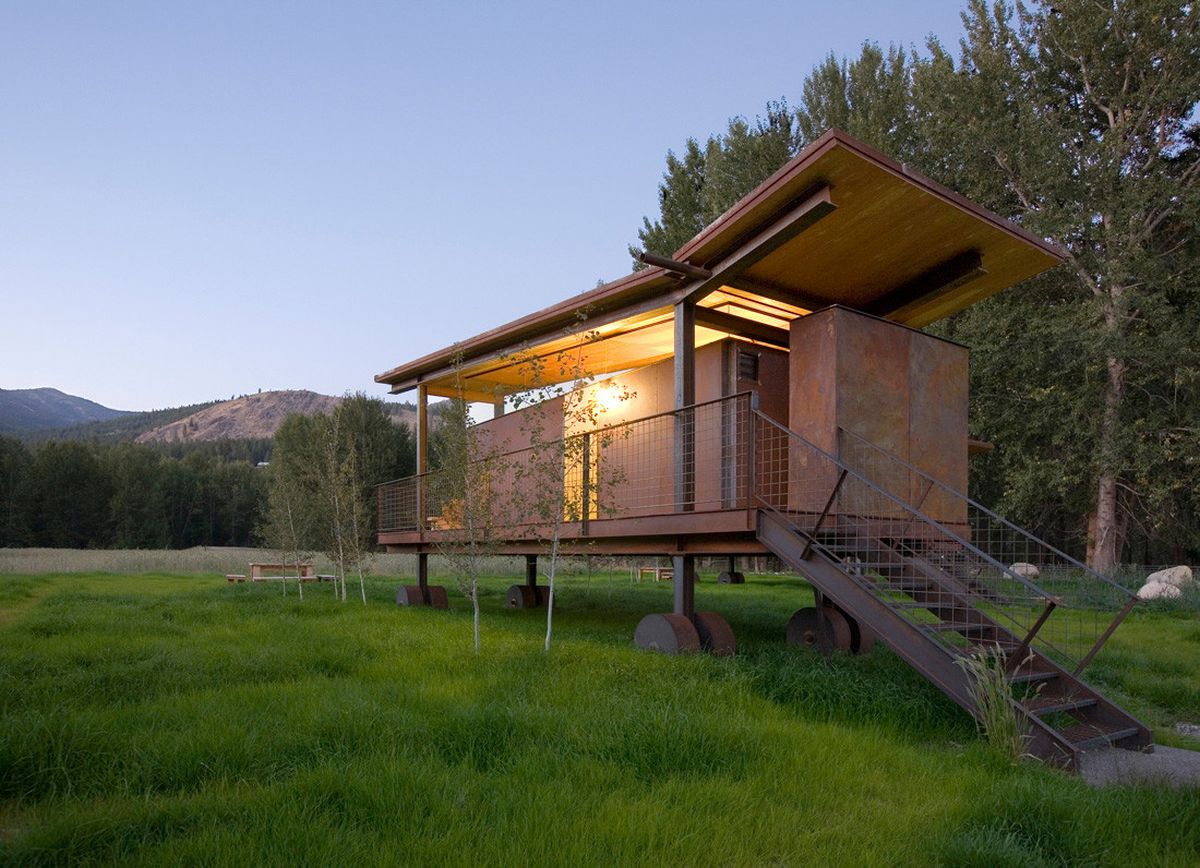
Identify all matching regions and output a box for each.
[135,390,417,444]
[0,387,132,433]
[26,399,226,444]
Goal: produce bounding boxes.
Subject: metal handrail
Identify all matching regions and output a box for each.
[375,391,758,490]
[750,409,1055,604]
[751,409,1124,671]
[836,426,1136,598]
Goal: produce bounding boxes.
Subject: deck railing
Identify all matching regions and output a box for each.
[752,411,1137,674]
[377,393,754,534]
[376,392,1135,673]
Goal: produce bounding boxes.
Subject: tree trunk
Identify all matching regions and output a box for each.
[472,577,481,653]
[1089,349,1127,574]
[544,533,560,652]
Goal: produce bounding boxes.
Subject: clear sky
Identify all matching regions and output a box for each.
[1,1,966,411]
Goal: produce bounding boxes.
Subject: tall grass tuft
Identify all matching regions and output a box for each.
[955,643,1031,761]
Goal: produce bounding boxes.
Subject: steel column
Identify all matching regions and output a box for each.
[672,554,695,617]
[674,300,695,513]
[417,552,429,602]
[416,383,428,528]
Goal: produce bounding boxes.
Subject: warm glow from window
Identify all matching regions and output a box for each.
[597,383,624,412]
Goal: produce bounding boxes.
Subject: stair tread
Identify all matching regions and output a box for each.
[929,621,992,632]
[1022,694,1098,714]
[1058,722,1141,750]
[1009,669,1061,684]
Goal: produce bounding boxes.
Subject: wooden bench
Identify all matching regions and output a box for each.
[228,565,338,583]
[637,566,673,583]
[248,563,317,582]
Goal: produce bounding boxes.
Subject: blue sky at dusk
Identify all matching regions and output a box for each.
[1,1,966,410]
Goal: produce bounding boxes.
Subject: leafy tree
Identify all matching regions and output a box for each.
[265,394,407,600]
[105,445,168,548]
[430,363,508,652]
[629,7,1200,566]
[630,103,797,266]
[20,442,111,548]
[915,0,1200,568]
[797,43,919,157]
[630,138,708,263]
[508,326,635,651]
[0,437,31,546]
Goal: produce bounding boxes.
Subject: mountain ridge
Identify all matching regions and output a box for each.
[0,387,132,432]
[8,389,417,444]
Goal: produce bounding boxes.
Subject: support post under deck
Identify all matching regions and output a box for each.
[525,554,538,588]
[673,554,695,617]
[417,552,429,599]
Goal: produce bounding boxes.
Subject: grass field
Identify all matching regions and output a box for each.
[1,560,1198,866]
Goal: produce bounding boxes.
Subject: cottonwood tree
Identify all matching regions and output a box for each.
[508,323,634,651]
[629,11,1200,566]
[267,394,408,601]
[262,458,312,598]
[914,0,1200,569]
[429,355,508,652]
[315,411,372,604]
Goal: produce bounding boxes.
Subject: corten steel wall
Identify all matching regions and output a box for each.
[787,307,969,523]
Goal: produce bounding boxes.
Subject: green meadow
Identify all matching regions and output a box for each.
[1,564,1198,866]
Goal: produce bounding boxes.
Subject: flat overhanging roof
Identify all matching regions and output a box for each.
[377,128,1064,399]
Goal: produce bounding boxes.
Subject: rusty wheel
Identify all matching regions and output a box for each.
[396,585,424,606]
[506,584,546,608]
[820,600,876,655]
[786,606,852,652]
[634,613,700,654]
[717,571,746,584]
[426,585,449,609]
[692,611,737,656]
[397,585,449,609]
[852,621,876,654]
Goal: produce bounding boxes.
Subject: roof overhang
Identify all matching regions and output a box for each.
[377,128,1064,398]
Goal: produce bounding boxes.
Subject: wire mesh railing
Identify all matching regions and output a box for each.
[376,393,753,535]
[376,391,1134,674]
[834,426,1138,672]
[752,412,1135,673]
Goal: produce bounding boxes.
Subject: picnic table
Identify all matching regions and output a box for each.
[636,566,673,583]
[226,563,337,583]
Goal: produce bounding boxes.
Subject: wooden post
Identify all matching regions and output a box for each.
[525,554,538,588]
[416,383,428,529]
[674,300,695,513]
[493,392,505,418]
[672,554,695,617]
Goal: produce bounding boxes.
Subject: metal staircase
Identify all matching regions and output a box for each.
[751,410,1151,770]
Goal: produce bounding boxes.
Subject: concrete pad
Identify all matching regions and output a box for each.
[1079,745,1200,788]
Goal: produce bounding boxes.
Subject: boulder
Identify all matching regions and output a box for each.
[1009,562,1040,579]
[1137,580,1182,601]
[1146,565,1194,588]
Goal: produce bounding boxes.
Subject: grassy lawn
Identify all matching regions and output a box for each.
[1,566,1198,866]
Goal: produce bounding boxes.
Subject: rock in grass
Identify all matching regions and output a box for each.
[1176,722,1200,740]
[1009,562,1040,579]
[1137,580,1182,601]
[1146,565,1194,588]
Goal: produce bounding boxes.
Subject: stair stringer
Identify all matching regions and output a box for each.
[757,510,1084,767]
[880,539,1153,760]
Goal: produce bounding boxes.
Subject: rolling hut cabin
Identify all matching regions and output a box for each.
[375,130,1151,769]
